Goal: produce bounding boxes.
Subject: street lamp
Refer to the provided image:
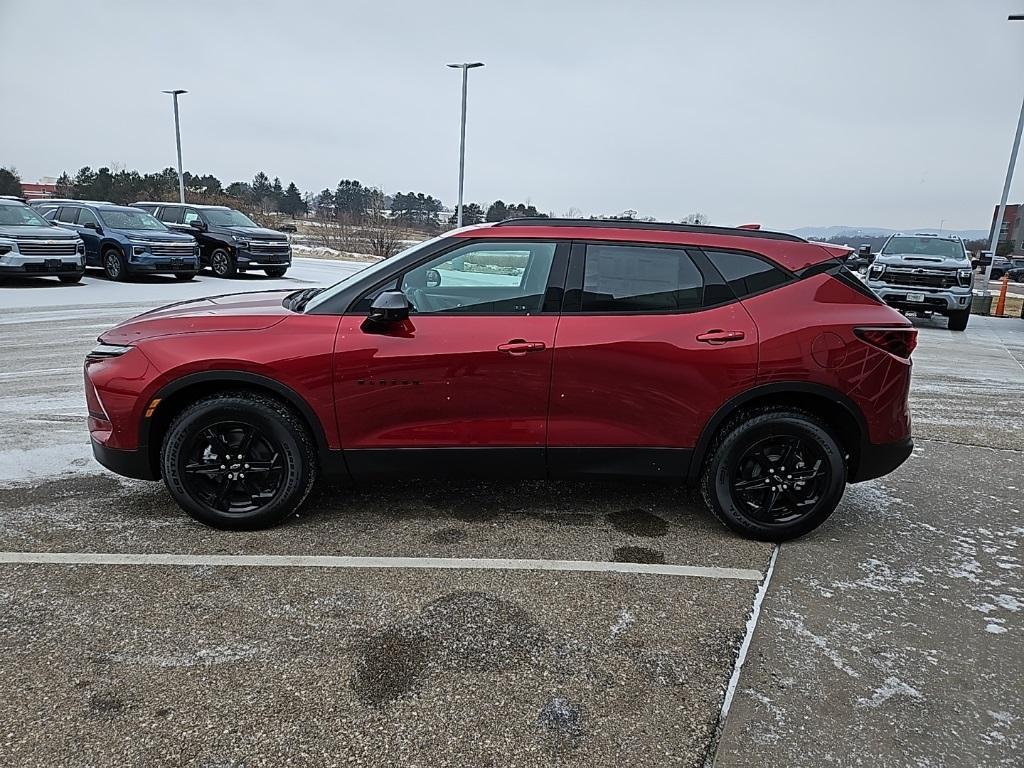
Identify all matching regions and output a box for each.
[982,15,1024,297]
[447,62,484,228]
[162,89,188,204]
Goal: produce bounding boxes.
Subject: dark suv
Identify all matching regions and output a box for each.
[41,202,199,281]
[86,219,916,541]
[133,202,292,278]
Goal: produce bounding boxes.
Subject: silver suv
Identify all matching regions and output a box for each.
[867,232,973,331]
[0,199,86,283]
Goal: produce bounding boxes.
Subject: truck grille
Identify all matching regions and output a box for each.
[882,269,958,289]
[249,240,290,256]
[17,241,79,257]
[147,243,195,257]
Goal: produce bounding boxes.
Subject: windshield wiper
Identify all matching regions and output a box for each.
[286,287,326,312]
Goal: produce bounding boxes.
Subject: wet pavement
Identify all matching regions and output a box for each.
[0,273,1021,766]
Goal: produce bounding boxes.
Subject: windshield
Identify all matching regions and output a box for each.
[0,204,52,227]
[881,236,964,259]
[302,235,445,312]
[204,209,258,227]
[100,209,167,231]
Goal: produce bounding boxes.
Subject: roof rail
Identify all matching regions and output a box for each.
[492,217,806,242]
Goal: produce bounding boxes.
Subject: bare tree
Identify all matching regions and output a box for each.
[366,188,402,259]
[681,212,710,225]
[564,206,582,219]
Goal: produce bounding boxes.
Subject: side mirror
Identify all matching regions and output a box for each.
[425,269,441,288]
[190,219,207,231]
[83,221,99,231]
[366,290,411,325]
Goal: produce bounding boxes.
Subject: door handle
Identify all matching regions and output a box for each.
[696,329,746,344]
[497,339,547,354]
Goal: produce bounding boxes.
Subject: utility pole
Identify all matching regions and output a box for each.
[446,63,484,227]
[162,89,188,204]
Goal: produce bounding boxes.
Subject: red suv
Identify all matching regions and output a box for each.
[85,219,915,540]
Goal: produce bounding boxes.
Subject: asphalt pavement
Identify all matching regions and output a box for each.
[0,265,1020,766]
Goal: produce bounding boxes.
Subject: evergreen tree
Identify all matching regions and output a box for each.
[282,182,306,217]
[485,200,508,222]
[271,176,284,211]
[0,167,22,196]
[448,202,484,226]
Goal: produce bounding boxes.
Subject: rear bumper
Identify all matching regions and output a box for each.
[850,437,913,483]
[91,439,157,481]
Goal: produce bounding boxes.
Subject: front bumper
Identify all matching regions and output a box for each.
[850,437,913,483]
[236,251,292,269]
[0,259,85,276]
[91,438,157,480]
[868,282,972,313]
[126,254,200,275]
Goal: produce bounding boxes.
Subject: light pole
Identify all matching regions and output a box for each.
[447,62,484,228]
[162,89,187,204]
[982,14,1024,297]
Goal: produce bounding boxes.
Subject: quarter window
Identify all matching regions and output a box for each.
[581,244,703,313]
[708,251,790,298]
[397,241,558,315]
[158,206,182,224]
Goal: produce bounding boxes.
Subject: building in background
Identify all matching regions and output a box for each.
[20,180,57,200]
[990,203,1022,255]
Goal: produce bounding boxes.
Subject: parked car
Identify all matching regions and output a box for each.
[866,232,973,330]
[276,223,298,233]
[0,198,85,283]
[1007,263,1024,283]
[133,202,292,278]
[989,256,1024,281]
[86,218,916,541]
[43,202,199,281]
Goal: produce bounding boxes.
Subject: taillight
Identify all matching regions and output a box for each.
[854,327,918,358]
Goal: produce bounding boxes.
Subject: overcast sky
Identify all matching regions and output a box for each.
[2,0,1023,230]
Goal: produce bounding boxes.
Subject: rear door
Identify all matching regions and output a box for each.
[547,242,759,477]
[333,239,569,478]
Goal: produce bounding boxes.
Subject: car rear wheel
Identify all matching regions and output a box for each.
[947,309,970,332]
[210,248,237,278]
[58,274,82,284]
[700,407,847,541]
[264,267,288,278]
[103,248,129,282]
[174,271,197,281]
[160,392,317,530]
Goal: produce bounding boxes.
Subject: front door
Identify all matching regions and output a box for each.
[547,242,759,478]
[333,239,568,479]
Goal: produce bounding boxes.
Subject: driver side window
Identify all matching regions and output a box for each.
[398,241,557,315]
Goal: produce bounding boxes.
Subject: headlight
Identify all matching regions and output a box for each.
[957,268,973,286]
[77,242,85,255]
[234,239,250,250]
[132,245,146,256]
[86,343,132,360]
[868,263,886,280]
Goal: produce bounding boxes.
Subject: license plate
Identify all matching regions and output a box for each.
[906,292,925,303]
[45,259,60,270]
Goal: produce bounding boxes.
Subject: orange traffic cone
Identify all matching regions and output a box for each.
[995,274,1010,317]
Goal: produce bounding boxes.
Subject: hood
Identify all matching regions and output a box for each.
[874,253,970,270]
[100,290,293,344]
[0,225,80,240]
[219,225,287,240]
[122,229,195,242]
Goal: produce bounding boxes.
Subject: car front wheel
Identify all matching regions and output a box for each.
[210,248,237,278]
[103,248,129,282]
[160,392,317,530]
[700,407,847,541]
[264,267,288,278]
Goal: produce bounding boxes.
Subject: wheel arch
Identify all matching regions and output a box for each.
[142,371,331,479]
[688,382,868,485]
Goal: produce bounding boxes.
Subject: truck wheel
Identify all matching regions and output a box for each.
[210,248,237,278]
[947,309,970,331]
[700,407,847,542]
[160,392,318,530]
[58,274,82,284]
[103,248,129,282]
[265,267,288,278]
[174,272,197,281]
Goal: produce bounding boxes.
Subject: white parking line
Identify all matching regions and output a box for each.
[0,551,763,580]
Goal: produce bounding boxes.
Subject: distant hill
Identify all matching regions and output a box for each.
[789,225,988,241]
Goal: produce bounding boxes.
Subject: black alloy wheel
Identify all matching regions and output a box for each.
[181,422,286,515]
[701,407,847,541]
[210,248,236,277]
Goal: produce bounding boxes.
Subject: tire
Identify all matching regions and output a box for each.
[58,274,82,284]
[174,272,197,281]
[264,267,288,278]
[210,248,237,278]
[991,269,1004,281]
[160,392,318,530]
[700,407,847,542]
[102,248,129,282]
[947,309,970,331]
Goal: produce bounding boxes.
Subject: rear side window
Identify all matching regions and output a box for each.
[581,244,703,313]
[56,206,79,224]
[708,250,790,297]
[158,206,181,224]
[76,208,99,227]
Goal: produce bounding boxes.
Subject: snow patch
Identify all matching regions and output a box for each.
[609,608,635,639]
[0,442,99,484]
[856,676,923,708]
